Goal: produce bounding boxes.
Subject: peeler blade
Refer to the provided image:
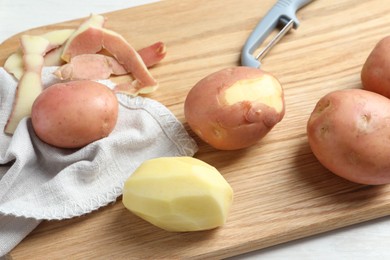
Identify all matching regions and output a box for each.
[241,0,314,68]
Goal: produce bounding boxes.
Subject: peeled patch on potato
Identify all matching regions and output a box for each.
[307,89,390,185]
[31,80,118,149]
[361,36,390,98]
[122,157,233,232]
[184,66,285,150]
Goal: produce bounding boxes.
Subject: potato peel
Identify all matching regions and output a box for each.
[3,14,166,134]
[4,35,50,134]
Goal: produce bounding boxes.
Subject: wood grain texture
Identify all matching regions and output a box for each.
[1,0,390,258]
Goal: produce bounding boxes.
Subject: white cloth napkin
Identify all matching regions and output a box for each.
[0,67,198,256]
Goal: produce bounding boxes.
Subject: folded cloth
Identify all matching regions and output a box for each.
[0,67,198,256]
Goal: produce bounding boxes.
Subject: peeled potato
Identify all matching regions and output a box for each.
[122,157,233,232]
[184,66,285,150]
[31,80,118,148]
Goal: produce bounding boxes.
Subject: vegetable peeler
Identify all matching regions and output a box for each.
[241,0,314,68]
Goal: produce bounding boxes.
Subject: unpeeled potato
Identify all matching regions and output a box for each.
[361,36,390,98]
[184,66,285,150]
[307,88,390,185]
[31,80,118,148]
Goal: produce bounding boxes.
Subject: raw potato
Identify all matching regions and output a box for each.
[361,36,390,98]
[31,80,118,148]
[122,157,233,232]
[184,66,285,150]
[307,89,390,185]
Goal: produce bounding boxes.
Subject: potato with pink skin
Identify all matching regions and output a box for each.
[361,36,390,98]
[31,80,118,149]
[184,66,285,150]
[307,89,390,185]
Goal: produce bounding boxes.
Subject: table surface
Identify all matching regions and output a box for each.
[1,0,389,259]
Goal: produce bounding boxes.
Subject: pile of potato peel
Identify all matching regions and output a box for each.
[3,14,166,148]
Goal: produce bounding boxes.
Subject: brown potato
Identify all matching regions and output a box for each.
[184,66,285,150]
[31,80,118,148]
[361,36,390,98]
[307,89,390,185]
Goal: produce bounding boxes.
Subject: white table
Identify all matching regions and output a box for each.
[1,1,389,259]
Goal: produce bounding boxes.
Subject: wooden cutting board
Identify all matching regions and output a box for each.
[1,0,390,258]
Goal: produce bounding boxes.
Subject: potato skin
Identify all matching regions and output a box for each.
[361,36,390,98]
[307,89,390,185]
[184,66,285,150]
[31,80,118,148]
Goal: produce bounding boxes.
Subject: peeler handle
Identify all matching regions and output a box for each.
[241,0,313,68]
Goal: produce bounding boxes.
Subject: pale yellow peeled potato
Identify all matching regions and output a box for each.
[122,157,233,232]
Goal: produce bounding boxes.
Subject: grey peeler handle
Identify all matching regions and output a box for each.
[241,0,314,68]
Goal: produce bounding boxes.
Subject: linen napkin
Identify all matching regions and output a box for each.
[0,67,198,256]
